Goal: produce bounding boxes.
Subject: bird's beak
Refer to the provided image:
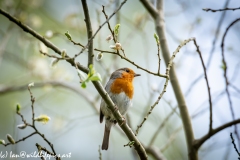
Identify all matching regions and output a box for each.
[134,73,141,77]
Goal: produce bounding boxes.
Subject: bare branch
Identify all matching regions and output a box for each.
[221,18,240,144]
[94,48,167,78]
[194,119,240,149]
[203,7,240,12]
[192,39,213,133]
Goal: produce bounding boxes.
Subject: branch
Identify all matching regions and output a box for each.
[192,39,213,133]
[81,0,93,66]
[81,2,147,159]
[0,8,88,74]
[139,0,158,19]
[221,18,240,144]
[141,0,196,158]
[203,7,240,12]
[94,48,167,78]
[193,119,240,149]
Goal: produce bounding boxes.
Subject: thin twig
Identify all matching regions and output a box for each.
[101,5,125,57]
[4,132,37,146]
[203,7,240,12]
[192,38,213,133]
[135,38,194,136]
[94,48,167,78]
[156,41,161,74]
[221,18,240,146]
[230,133,240,160]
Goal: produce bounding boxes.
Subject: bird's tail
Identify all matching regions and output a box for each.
[102,124,111,150]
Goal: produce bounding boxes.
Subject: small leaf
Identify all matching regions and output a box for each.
[81,82,87,88]
[89,75,100,81]
[114,24,120,36]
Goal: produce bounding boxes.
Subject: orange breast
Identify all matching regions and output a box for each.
[110,78,134,99]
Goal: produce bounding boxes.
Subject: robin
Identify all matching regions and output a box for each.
[100,68,140,150]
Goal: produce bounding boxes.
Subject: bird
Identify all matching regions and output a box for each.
[100,67,140,150]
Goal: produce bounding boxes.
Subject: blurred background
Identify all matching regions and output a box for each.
[0,0,240,159]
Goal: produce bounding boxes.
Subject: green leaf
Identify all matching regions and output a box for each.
[81,82,87,88]
[89,74,101,81]
[114,24,120,36]
[65,31,72,40]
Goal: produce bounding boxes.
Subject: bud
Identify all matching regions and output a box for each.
[28,82,34,88]
[61,49,66,58]
[39,42,48,54]
[109,43,122,50]
[77,70,86,82]
[6,134,15,144]
[0,139,5,145]
[115,43,122,50]
[106,35,113,42]
[50,58,59,67]
[16,104,21,113]
[154,33,160,44]
[96,52,103,61]
[34,115,51,124]
[65,30,72,40]
[45,30,53,38]
[17,124,27,129]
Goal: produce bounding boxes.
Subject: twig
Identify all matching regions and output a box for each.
[94,48,167,78]
[135,38,194,136]
[156,40,161,74]
[39,50,71,60]
[4,132,37,146]
[192,38,213,133]
[101,6,125,57]
[102,5,115,42]
[221,18,240,145]
[98,145,102,160]
[69,38,84,48]
[203,7,240,12]
[230,133,240,160]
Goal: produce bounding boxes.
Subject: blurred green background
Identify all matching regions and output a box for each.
[0,0,240,160]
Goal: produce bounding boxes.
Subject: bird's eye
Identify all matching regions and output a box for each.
[125,69,130,73]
